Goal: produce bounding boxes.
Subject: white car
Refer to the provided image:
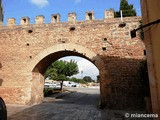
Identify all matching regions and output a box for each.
[44,82,61,89]
[53,83,61,89]
[44,82,56,88]
[63,81,77,87]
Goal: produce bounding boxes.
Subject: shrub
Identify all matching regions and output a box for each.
[43,88,53,96]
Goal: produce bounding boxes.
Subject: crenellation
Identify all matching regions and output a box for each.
[85,11,95,20]
[35,15,44,24]
[105,10,114,19]
[68,13,77,23]
[1,10,142,27]
[51,14,60,23]
[7,18,16,26]
[21,17,30,25]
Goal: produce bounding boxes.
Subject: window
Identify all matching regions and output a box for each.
[88,13,93,20]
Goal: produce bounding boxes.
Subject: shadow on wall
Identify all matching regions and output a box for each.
[0,62,2,69]
[0,62,3,86]
[98,55,150,111]
[0,79,3,86]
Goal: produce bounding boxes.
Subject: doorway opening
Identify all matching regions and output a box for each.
[30,48,106,106]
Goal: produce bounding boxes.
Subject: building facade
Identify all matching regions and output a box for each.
[0,10,147,110]
[141,0,160,115]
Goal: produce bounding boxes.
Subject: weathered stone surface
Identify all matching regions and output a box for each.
[0,12,146,110]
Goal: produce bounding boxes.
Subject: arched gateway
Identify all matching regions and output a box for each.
[0,10,147,109]
[29,43,107,105]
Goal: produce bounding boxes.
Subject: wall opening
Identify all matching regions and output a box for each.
[23,18,26,23]
[53,16,57,22]
[69,26,75,31]
[31,49,105,106]
[28,30,33,33]
[103,38,107,41]
[88,13,93,20]
[52,14,60,23]
[102,47,106,51]
[43,56,100,100]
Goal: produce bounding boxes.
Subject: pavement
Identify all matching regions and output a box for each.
[7,103,150,120]
[6,89,153,120]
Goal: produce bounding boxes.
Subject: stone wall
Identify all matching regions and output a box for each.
[0,10,146,110]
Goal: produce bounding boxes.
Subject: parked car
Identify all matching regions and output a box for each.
[44,82,61,89]
[0,97,7,120]
[63,81,77,87]
[44,82,56,88]
[54,83,61,89]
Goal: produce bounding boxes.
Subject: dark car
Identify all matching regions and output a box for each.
[0,97,7,120]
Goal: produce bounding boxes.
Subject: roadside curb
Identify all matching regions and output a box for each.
[43,91,72,103]
[54,91,72,99]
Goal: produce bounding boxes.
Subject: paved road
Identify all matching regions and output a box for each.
[7,87,146,120]
[57,87,100,106]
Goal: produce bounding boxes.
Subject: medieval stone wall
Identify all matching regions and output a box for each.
[0,10,146,110]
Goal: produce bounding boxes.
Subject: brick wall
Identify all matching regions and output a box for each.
[0,12,146,110]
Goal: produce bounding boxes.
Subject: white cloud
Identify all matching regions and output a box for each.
[76,59,99,79]
[59,56,99,80]
[29,0,49,8]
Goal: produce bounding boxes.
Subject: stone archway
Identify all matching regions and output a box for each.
[27,43,108,105]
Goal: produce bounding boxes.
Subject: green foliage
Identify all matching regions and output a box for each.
[51,60,66,75]
[44,67,57,79]
[44,59,79,90]
[69,77,87,84]
[43,88,53,96]
[65,60,79,77]
[115,0,136,17]
[83,76,93,83]
[56,74,67,81]
[45,59,79,80]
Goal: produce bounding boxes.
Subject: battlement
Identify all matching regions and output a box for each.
[5,10,116,26]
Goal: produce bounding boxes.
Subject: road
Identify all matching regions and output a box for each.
[58,87,100,106]
[7,87,103,120]
[7,87,145,120]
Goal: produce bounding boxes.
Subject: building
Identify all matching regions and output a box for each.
[0,0,3,24]
[141,0,160,114]
[0,10,146,110]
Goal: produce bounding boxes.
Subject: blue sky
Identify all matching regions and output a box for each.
[2,0,141,25]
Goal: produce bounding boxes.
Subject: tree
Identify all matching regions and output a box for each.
[115,0,136,17]
[83,76,93,83]
[44,67,57,79]
[45,60,79,90]
[69,77,87,84]
[63,60,79,77]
